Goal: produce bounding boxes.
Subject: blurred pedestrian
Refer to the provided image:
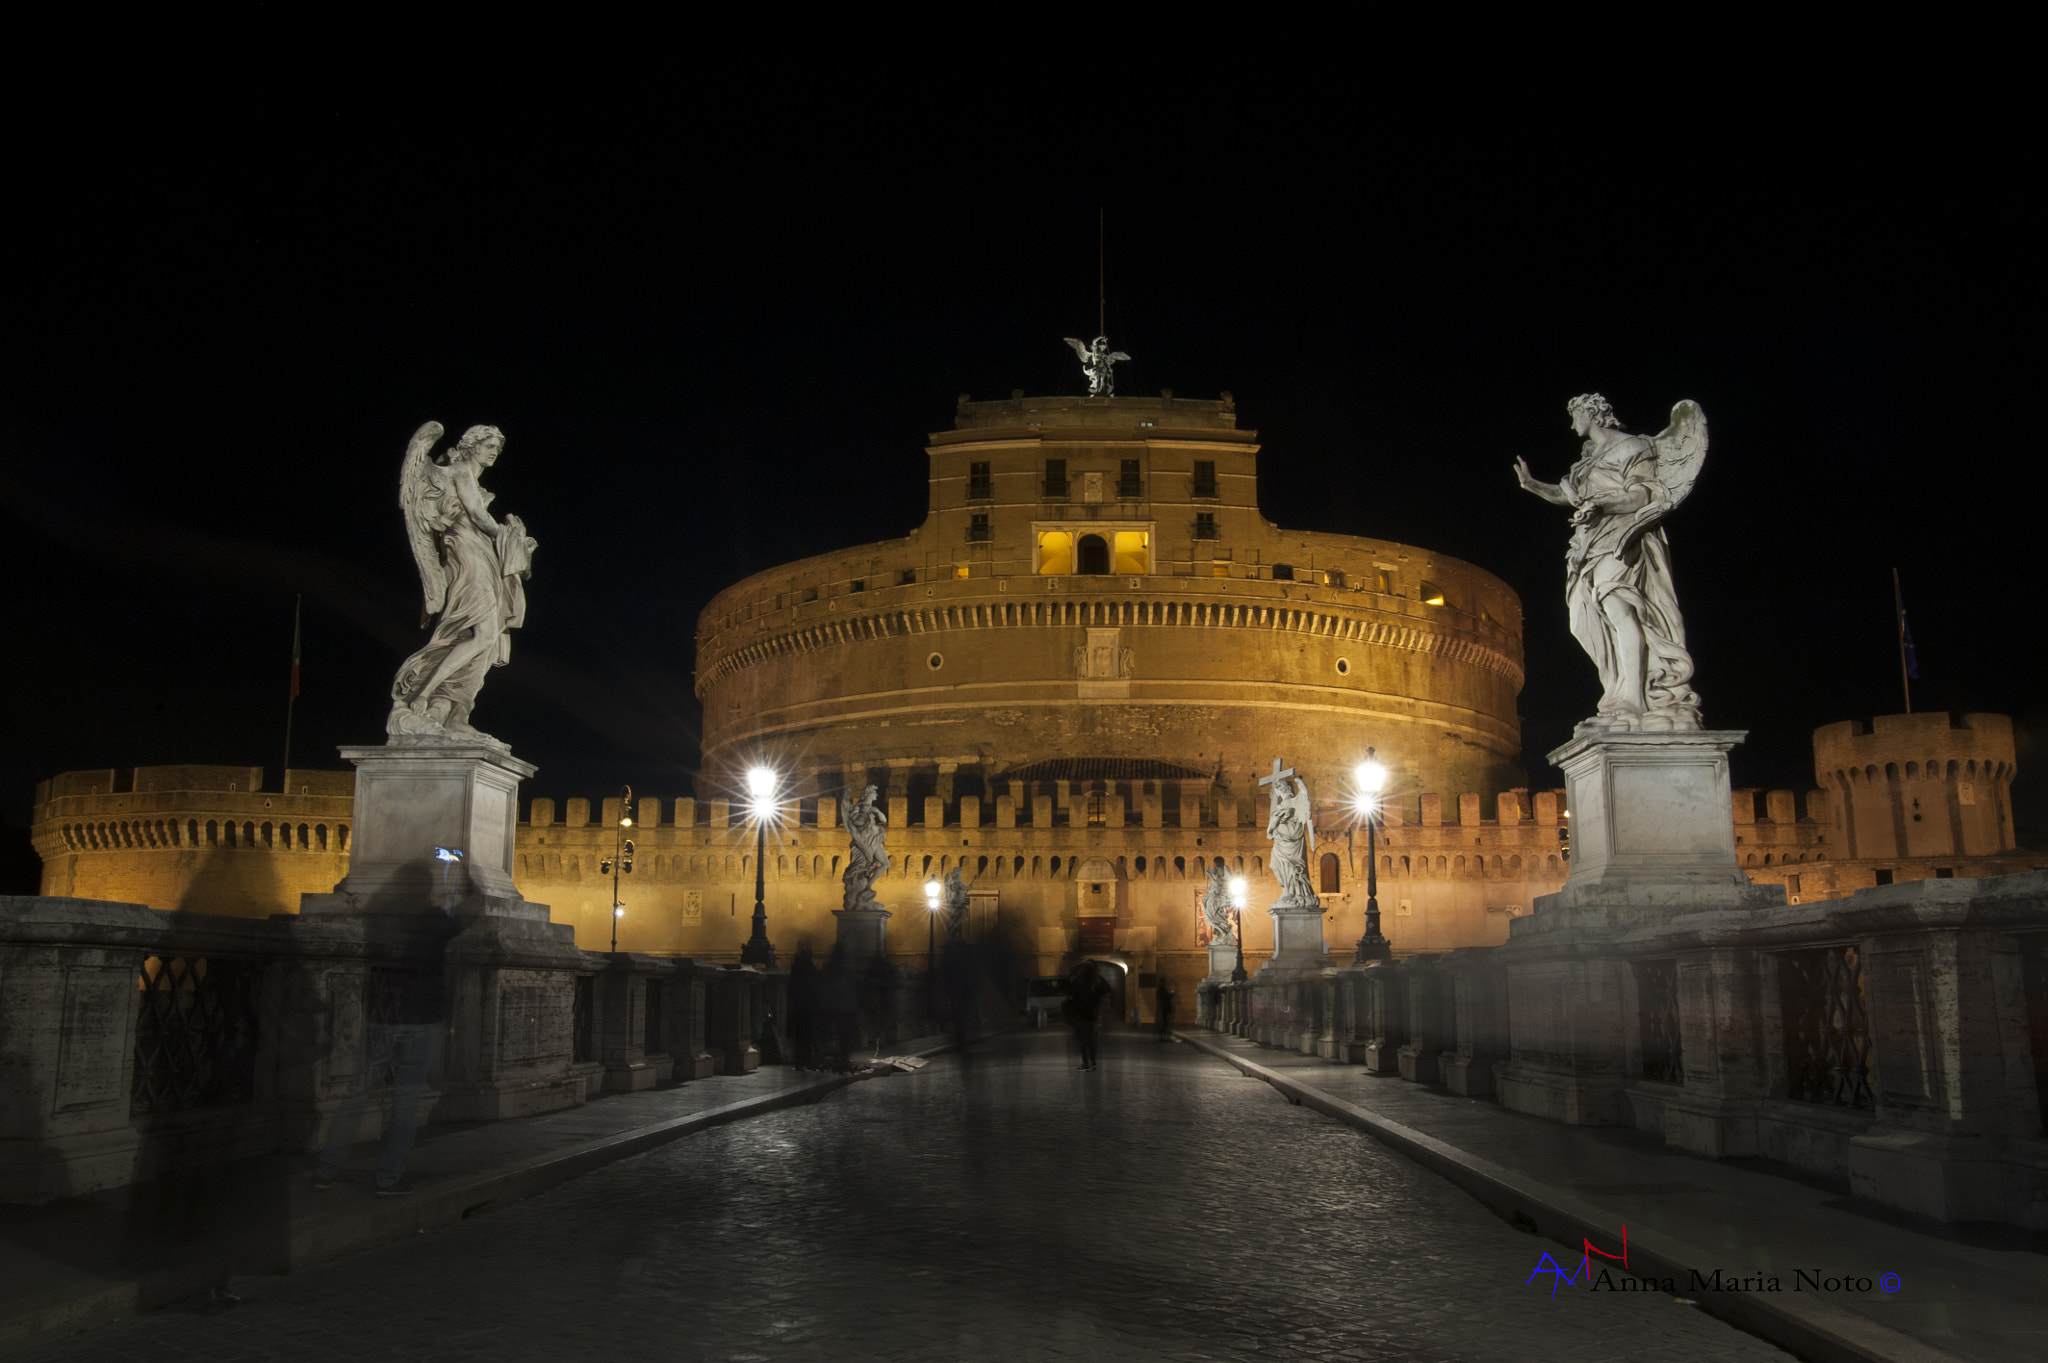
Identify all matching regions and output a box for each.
[313,860,456,1195]
[788,945,820,1069]
[1063,962,1109,1071]
[1155,976,1177,1042]
[821,944,861,1070]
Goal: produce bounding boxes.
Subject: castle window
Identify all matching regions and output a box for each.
[1272,563,1294,581]
[1325,569,1346,589]
[1036,531,1074,575]
[801,587,819,603]
[1117,459,1142,498]
[1043,459,1068,497]
[1086,783,1107,827]
[1787,874,1801,895]
[1212,559,1231,577]
[1420,580,1447,606]
[1374,570,1392,593]
[1194,512,1218,539]
[967,513,991,543]
[1874,868,1894,885]
[1320,852,1341,893]
[954,564,970,579]
[850,579,864,593]
[1192,460,1218,498]
[900,568,917,585]
[1935,866,1955,878]
[967,461,992,500]
[1112,530,1148,574]
[1076,534,1110,575]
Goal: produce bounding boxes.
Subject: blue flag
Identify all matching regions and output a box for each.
[1900,610,1919,680]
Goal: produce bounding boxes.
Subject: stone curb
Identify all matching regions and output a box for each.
[1172,1030,1965,1363]
[2,1033,985,1352]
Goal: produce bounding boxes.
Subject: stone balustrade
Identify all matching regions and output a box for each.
[0,894,796,1206]
[1207,870,2048,1231]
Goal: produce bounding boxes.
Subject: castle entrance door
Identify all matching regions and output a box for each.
[1077,957,1126,1028]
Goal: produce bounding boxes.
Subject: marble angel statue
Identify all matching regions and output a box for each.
[1064,335,1130,396]
[1514,396,1706,734]
[840,785,889,912]
[941,865,973,942]
[1264,769,1319,908]
[388,421,537,741]
[1200,861,1238,945]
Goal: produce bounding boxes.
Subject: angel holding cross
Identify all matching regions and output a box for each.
[1261,759,1320,908]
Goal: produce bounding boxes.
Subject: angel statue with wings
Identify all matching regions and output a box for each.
[1514,396,1707,734]
[1200,860,1237,945]
[840,785,889,913]
[1064,335,1130,396]
[388,421,538,742]
[1264,768,1319,909]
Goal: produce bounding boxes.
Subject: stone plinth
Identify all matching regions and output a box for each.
[833,906,890,965]
[1203,940,1239,984]
[1524,730,1785,932]
[1255,905,1327,975]
[303,741,542,921]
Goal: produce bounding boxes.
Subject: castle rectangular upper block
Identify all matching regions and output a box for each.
[923,796,945,828]
[710,800,730,829]
[1458,793,1482,825]
[602,798,625,828]
[996,796,1016,828]
[1731,790,1758,824]
[1180,795,1203,828]
[1420,794,1441,827]
[1766,790,1797,824]
[639,798,663,828]
[1218,793,1240,828]
[1032,794,1052,827]
[1142,790,1162,827]
[890,796,910,830]
[1497,792,1525,824]
[1107,795,1125,829]
[566,798,590,828]
[814,795,834,829]
[676,797,697,828]
[530,798,556,827]
[959,795,981,827]
[1534,792,1559,826]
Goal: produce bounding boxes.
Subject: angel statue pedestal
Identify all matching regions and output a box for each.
[832,906,891,966]
[299,740,548,922]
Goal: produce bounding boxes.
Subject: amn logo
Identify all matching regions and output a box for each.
[1526,1226,1891,1299]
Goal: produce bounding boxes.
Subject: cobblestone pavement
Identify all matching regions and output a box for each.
[14,1031,1793,1362]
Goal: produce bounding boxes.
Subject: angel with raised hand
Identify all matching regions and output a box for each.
[1200,861,1237,945]
[1064,335,1130,396]
[840,785,888,912]
[1514,395,1706,734]
[388,421,538,742]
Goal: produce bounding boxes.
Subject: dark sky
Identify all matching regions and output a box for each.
[5,89,2042,889]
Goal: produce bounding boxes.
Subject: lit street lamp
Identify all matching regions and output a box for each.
[924,878,943,1019]
[1352,750,1392,963]
[740,766,779,966]
[598,785,634,954]
[1228,875,1248,982]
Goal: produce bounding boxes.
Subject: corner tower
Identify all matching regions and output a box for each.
[695,391,1526,810]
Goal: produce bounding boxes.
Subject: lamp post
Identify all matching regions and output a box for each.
[1228,876,1248,982]
[1352,750,1392,963]
[740,766,778,966]
[924,878,942,1020]
[598,785,634,955]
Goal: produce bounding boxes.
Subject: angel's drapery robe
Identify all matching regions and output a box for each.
[1559,435,1699,726]
[391,493,526,724]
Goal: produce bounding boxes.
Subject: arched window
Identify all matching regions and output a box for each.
[1076,533,1109,574]
[1086,782,1107,827]
[1319,852,1340,893]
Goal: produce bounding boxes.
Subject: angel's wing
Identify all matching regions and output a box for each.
[1650,401,1708,507]
[1291,780,1316,856]
[398,421,449,618]
[1064,337,1091,361]
[1618,401,1708,555]
[1107,351,1131,364]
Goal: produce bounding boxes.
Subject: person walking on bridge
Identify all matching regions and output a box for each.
[1063,963,1110,1071]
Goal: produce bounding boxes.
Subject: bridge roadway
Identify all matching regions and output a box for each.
[15,1030,1791,1362]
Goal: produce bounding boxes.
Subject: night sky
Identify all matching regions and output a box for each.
[6,91,2041,890]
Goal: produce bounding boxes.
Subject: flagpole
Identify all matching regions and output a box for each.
[283,594,302,785]
[1892,568,1912,715]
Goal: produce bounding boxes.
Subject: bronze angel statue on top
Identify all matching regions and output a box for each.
[388,421,538,742]
[1514,396,1706,734]
[1064,335,1130,396]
